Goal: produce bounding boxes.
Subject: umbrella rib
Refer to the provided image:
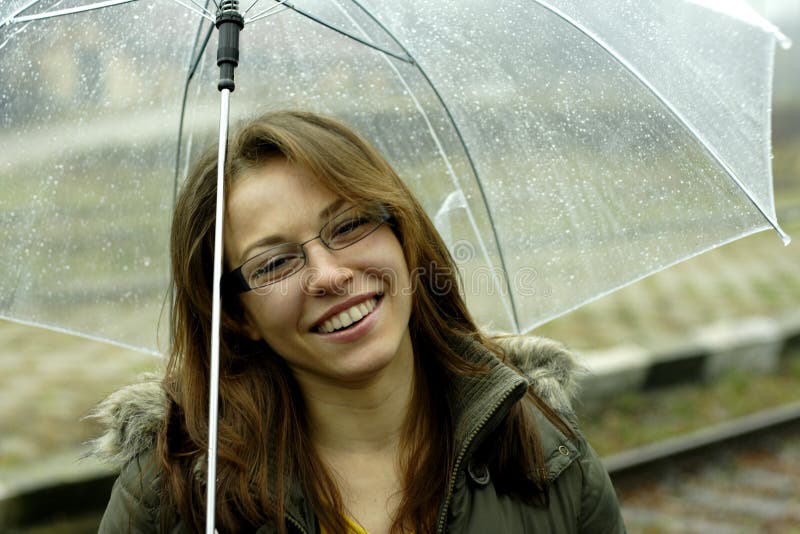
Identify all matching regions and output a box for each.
[244,0,283,18]
[167,0,215,22]
[182,0,216,18]
[0,0,39,28]
[5,0,138,24]
[174,21,215,208]
[0,20,32,50]
[344,0,522,332]
[254,1,413,64]
[401,57,523,334]
[530,0,790,244]
[246,0,289,24]
[171,9,214,331]
[243,0,261,15]
[189,1,217,79]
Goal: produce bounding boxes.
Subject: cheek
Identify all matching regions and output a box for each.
[242,285,304,338]
[389,246,413,288]
[372,231,409,269]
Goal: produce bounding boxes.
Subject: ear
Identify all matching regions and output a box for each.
[239,308,262,341]
[224,290,263,341]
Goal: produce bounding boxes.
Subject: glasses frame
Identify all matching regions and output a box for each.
[222,204,393,293]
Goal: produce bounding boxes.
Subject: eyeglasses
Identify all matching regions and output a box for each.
[222,203,392,293]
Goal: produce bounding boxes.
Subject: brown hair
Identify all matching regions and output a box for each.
[158,110,573,533]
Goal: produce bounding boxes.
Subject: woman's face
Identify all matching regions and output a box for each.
[224,158,414,385]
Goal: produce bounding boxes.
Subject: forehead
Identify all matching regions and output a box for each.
[231,160,334,212]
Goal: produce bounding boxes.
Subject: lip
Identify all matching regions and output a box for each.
[310,291,382,332]
[311,294,383,343]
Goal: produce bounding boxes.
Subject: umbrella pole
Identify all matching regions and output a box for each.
[207,3,243,533]
[207,86,230,534]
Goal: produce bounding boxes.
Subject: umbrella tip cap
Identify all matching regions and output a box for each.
[215,1,244,93]
[774,224,792,246]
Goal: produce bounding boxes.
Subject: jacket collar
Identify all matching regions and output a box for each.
[447,334,531,465]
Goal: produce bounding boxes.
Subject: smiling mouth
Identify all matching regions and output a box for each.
[315,294,382,334]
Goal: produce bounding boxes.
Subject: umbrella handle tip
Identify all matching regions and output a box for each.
[215,1,244,93]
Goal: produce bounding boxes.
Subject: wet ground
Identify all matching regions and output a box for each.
[0,324,157,474]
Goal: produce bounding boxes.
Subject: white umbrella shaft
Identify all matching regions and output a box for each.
[206,87,231,534]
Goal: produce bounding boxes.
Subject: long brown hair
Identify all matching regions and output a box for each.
[159,110,572,533]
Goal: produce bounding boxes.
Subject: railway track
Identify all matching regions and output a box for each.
[606,401,800,533]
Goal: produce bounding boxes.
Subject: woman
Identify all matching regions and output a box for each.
[93,110,625,533]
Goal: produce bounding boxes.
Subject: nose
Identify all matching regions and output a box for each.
[301,239,353,296]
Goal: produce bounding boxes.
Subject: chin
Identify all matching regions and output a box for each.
[331,348,400,383]
[335,334,412,382]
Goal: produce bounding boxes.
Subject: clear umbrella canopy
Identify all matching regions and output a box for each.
[1,1,202,352]
[0,0,790,354]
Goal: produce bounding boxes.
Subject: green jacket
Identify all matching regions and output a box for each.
[92,335,626,533]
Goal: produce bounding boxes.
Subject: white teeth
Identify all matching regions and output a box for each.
[318,297,379,334]
[349,307,364,322]
[336,310,355,328]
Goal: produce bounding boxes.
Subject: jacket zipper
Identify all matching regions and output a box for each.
[286,512,309,534]
[435,385,521,533]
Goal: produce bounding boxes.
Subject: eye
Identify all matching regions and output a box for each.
[253,257,285,276]
[249,252,302,281]
[332,215,369,237]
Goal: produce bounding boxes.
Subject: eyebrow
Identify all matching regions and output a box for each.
[238,198,348,263]
[320,198,347,222]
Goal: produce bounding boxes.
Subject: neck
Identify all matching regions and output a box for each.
[298,333,416,458]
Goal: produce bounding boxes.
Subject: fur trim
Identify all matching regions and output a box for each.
[85,373,165,469]
[490,333,584,415]
[88,335,581,468]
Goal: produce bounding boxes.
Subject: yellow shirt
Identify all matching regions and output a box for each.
[320,515,369,534]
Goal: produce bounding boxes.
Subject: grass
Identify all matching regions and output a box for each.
[578,351,800,456]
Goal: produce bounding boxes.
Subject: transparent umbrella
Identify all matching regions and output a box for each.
[0,0,791,531]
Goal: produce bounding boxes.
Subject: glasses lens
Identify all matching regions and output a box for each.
[323,205,386,249]
[243,245,305,288]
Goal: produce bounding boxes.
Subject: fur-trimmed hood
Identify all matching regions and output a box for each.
[88,334,582,470]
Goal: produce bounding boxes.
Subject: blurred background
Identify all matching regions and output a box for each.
[0,1,798,532]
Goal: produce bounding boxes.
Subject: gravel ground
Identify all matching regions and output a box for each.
[614,424,800,533]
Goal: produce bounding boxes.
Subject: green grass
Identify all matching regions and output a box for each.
[578,352,800,456]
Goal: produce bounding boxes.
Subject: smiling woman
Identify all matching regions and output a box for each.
[91,111,626,534]
[224,157,415,386]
